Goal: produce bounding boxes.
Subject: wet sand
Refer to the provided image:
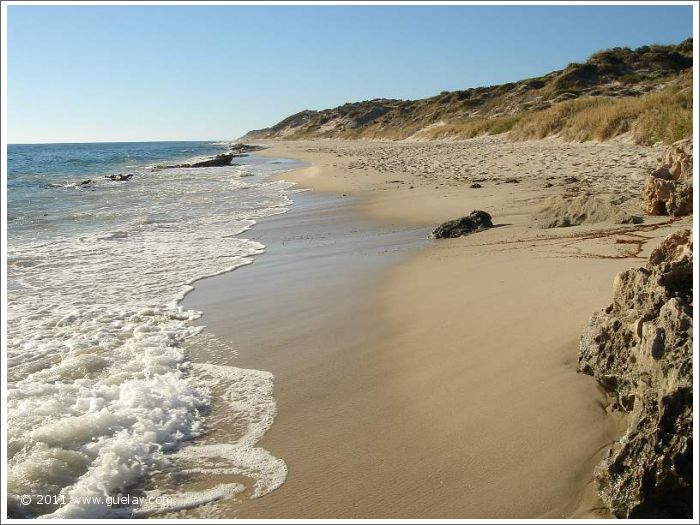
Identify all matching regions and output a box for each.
[181,137,689,518]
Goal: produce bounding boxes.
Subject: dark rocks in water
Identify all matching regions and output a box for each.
[229,143,265,154]
[156,153,236,170]
[77,179,92,186]
[470,183,483,189]
[190,153,234,168]
[431,210,493,239]
[578,229,693,518]
[106,173,134,182]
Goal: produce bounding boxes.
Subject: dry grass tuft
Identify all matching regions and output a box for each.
[509,74,692,145]
[415,116,521,140]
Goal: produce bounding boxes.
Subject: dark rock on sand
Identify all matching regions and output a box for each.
[618,214,644,225]
[470,183,483,189]
[641,138,692,216]
[431,210,493,239]
[578,229,693,518]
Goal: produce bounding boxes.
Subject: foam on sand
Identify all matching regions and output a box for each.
[130,363,287,517]
[7,159,295,518]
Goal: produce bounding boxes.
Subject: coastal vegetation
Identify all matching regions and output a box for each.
[508,72,692,145]
[244,39,692,145]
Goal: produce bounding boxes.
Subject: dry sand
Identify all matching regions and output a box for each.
[181,136,690,518]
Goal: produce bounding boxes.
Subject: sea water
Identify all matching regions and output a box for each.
[6,141,303,518]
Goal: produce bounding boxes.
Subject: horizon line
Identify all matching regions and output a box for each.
[7,138,241,146]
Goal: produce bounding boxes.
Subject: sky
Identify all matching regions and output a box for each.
[6,3,695,143]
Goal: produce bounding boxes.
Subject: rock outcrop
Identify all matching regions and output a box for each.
[578,229,693,518]
[190,153,234,168]
[641,138,693,216]
[431,210,493,239]
[153,153,236,170]
[229,143,265,154]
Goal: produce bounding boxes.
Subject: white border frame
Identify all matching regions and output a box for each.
[1,1,697,523]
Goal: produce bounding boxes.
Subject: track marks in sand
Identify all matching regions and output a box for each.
[463,219,680,261]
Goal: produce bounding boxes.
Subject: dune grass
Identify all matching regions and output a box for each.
[414,115,521,140]
[378,75,690,144]
[509,75,692,145]
[266,73,691,145]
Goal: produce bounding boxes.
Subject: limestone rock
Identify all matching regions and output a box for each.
[431,210,493,239]
[578,229,693,518]
[641,139,693,216]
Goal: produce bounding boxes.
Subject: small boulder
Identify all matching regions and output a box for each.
[618,214,644,225]
[431,210,493,239]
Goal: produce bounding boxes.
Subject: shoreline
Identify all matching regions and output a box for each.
[182,137,689,518]
[181,176,430,518]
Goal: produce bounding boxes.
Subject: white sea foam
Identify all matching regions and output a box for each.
[123,363,287,517]
[7,160,296,518]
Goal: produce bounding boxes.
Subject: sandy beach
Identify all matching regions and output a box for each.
[6,5,694,521]
[181,136,690,518]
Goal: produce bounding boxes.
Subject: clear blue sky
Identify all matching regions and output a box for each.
[7,4,694,143]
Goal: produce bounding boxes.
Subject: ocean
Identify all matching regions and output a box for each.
[6,141,304,518]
